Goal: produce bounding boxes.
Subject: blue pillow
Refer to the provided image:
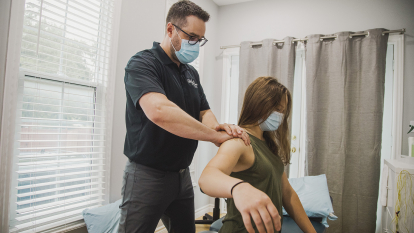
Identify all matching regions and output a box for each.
[282,174,337,227]
[82,199,122,233]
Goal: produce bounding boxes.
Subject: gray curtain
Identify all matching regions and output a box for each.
[305,28,389,232]
[238,37,296,176]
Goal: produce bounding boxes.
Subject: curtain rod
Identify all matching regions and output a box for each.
[220,28,405,49]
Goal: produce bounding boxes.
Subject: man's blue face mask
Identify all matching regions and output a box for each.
[170,27,200,64]
[259,111,284,131]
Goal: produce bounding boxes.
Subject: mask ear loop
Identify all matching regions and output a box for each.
[170,26,181,52]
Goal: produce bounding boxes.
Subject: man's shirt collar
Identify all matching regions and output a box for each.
[151,42,189,72]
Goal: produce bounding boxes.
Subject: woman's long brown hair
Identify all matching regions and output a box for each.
[238,77,292,165]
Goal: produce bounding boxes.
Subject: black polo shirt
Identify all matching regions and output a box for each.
[123,42,210,172]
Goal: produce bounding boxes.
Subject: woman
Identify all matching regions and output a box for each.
[198,77,316,233]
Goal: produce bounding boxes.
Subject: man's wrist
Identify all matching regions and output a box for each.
[207,128,221,143]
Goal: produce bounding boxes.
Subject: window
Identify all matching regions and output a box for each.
[8,0,115,232]
[220,48,240,125]
[288,42,306,179]
[375,34,405,233]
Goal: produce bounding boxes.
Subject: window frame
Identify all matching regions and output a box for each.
[1,0,122,231]
[220,47,240,125]
[289,42,307,179]
[9,68,105,232]
[387,34,404,160]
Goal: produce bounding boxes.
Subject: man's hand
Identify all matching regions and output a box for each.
[213,131,233,147]
[232,183,281,233]
[215,124,250,146]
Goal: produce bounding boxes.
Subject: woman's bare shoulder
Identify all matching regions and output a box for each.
[218,138,251,154]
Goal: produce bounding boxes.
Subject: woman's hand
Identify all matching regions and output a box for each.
[232,183,281,233]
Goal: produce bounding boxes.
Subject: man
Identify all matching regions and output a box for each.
[119,1,250,232]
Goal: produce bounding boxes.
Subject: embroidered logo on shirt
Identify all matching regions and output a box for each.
[187,78,198,88]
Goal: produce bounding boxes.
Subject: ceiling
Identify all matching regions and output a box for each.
[212,0,255,6]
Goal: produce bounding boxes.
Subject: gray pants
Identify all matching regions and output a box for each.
[118,160,195,233]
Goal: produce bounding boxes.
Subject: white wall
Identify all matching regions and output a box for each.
[109,0,167,203]
[216,0,414,156]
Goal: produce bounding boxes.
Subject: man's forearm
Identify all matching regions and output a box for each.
[151,102,220,142]
[200,109,219,129]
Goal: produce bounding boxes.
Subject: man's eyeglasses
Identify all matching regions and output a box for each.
[172,24,208,47]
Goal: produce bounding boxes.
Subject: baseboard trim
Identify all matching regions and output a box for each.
[195,204,214,219]
[154,204,214,233]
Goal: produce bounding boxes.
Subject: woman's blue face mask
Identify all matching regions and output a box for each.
[259,111,284,131]
[170,27,200,64]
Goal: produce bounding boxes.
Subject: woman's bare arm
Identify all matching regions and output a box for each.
[198,138,247,198]
[281,172,316,233]
[198,139,281,233]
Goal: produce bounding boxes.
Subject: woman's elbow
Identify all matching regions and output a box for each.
[198,168,214,193]
[198,173,207,190]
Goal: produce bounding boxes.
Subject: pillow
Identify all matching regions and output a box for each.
[82,199,122,233]
[282,174,337,227]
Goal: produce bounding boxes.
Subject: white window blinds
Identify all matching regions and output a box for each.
[20,0,113,83]
[9,0,114,232]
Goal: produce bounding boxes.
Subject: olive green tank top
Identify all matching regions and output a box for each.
[219,133,285,233]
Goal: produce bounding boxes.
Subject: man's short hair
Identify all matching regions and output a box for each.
[166,0,210,28]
